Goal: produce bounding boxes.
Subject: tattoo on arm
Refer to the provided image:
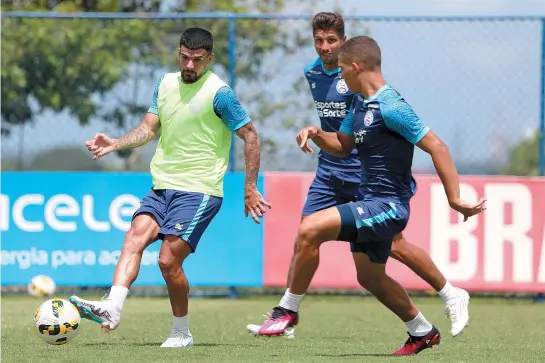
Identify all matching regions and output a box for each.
[114,117,159,150]
[237,124,261,189]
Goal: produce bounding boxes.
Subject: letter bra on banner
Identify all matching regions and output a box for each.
[263,173,545,293]
[0,172,263,287]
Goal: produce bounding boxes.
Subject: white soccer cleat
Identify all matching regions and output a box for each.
[69,295,121,332]
[160,329,194,347]
[444,288,470,337]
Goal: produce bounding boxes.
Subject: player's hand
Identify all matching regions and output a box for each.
[84,133,117,160]
[244,187,272,224]
[449,197,487,222]
[296,126,320,154]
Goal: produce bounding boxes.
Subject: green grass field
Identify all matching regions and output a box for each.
[2,294,544,363]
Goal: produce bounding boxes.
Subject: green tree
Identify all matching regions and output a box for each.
[1,0,169,136]
[3,2,374,172]
[501,131,541,176]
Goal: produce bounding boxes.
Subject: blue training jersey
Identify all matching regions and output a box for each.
[339,85,430,201]
[304,58,360,177]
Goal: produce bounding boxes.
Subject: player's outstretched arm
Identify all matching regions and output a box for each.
[84,113,160,160]
[383,100,485,221]
[113,113,161,150]
[236,122,272,223]
[85,74,164,160]
[416,131,486,221]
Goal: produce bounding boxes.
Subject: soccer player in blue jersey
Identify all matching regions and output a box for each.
[250,12,469,337]
[248,35,486,355]
[281,12,469,337]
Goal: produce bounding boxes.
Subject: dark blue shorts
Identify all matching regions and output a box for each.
[336,199,410,264]
[133,189,222,252]
[302,168,361,216]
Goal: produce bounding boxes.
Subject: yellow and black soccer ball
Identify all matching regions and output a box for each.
[34,299,81,345]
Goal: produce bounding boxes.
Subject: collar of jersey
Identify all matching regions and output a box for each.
[319,58,341,76]
[363,84,391,103]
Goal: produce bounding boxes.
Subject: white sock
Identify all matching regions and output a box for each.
[404,312,433,337]
[278,288,305,312]
[172,314,190,334]
[438,281,458,302]
[108,286,128,309]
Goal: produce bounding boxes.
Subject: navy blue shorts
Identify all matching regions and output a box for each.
[302,168,361,216]
[336,199,410,264]
[133,189,222,252]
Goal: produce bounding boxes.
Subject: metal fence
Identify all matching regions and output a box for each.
[2,12,545,175]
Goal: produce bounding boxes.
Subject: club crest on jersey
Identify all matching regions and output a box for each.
[364,110,374,126]
[336,79,348,94]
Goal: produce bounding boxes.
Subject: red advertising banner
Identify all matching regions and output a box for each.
[264,173,545,293]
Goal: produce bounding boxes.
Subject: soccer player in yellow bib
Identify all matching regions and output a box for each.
[71,28,270,348]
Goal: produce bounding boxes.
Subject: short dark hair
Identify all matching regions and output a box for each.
[312,12,345,38]
[340,36,381,70]
[179,28,213,52]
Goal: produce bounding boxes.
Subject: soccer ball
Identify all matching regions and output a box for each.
[34,299,81,345]
[28,275,56,297]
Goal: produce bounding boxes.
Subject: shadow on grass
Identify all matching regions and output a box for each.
[82,341,262,348]
[317,353,396,358]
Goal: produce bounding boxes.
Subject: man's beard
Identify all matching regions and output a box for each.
[181,70,198,83]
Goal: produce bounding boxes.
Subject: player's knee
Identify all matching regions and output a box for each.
[357,272,374,289]
[356,273,367,289]
[357,271,387,291]
[158,257,171,272]
[297,221,321,249]
[158,255,180,276]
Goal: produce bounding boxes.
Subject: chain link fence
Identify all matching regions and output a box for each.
[2,13,544,175]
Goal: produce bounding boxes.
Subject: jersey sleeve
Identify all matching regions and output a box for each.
[382,100,430,144]
[213,86,251,131]
[339,105,355,136]
[147,75,165,116]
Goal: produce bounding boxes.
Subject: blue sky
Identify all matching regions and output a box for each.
[2,0,544,172]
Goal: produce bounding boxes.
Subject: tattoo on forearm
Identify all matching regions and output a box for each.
[114,125,153,150]
[244,130,260,188]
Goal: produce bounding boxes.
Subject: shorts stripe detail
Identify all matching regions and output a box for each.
[355,202,398,228]
[182,195,210,241]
